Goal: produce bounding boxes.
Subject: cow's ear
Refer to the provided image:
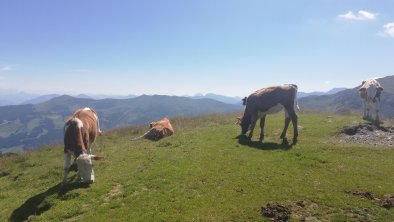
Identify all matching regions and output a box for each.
[235,117,241,125]
[378,86,383,91]
[242,97,247,106]
[361,80,366,85]
[91,155,104,160]
[359,88,366,92]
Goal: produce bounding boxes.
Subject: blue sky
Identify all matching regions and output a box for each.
[0,0,393,96]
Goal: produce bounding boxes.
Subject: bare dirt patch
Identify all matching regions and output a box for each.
[347,190,394,209]
[103,184,123,203]
[338,124,394,147]
[261,203,291,221]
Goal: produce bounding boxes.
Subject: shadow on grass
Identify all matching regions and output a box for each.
[9,175,90,222]
[236,135,293,150]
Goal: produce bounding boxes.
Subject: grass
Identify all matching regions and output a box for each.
[1,112,394,221]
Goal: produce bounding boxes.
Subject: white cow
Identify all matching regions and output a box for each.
[359,79,383,124]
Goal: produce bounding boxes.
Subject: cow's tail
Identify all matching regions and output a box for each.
[91,108,103,135]
[293,85,300,112]
[131,128,154,140]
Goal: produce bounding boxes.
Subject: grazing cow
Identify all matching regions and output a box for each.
[133,117,174,141]
[239,84,299,144]
[63,107,103,185]
[359,79,384,124]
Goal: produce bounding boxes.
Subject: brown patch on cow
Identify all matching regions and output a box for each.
[261,203,291,221]
[103,184,123,203]
[338,124,394,147]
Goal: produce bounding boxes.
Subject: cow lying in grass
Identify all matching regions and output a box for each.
[133,117,174,141]
[359,79,383,125]
[239,84,299,144]
[63,107,104,186]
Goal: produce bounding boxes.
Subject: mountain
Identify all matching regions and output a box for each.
[20,94,60,105]
[0,95,241,152]
[191,93,243,104]
[297,87,347,98]
[0,90,39,106]
[299,75,394,118]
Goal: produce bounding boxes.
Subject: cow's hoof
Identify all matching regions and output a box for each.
[282,138,289,145]
[292,138,298,145]
[85,180,94,184]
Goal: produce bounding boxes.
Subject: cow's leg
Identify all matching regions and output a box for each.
[366,100,372,120]
[280,110,291,140]
[362,99,368,120]
[374,100,380,125]
[259,114,266,142]
[62,152,72,186]
[248,113,259,139]
[285,107,298,144]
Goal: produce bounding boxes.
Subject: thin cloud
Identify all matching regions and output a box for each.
[339,10,377,21]
[383,22,394,38]
[72,69,92,73]
[0,66,12,72]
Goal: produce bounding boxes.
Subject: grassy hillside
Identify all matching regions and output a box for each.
[1,112,394,221]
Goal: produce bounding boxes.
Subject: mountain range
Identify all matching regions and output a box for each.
[0,89,347,107]
[0,95,241,153]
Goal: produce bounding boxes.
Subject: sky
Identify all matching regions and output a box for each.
[0,0,393,97]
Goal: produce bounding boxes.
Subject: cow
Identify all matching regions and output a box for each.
[239,84,299,144]
[359,79,384,125]
[63,107,103,186]
[133,117,174,141]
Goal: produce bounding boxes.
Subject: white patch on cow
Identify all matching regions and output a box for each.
[262,104,283,115]
[75,117,83,128]
[83,107,91,111]
[76,154,95,183]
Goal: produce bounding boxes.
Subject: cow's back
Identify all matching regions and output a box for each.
[248,85,297,112]
[73,109,99,143]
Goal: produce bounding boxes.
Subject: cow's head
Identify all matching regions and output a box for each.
[240,114,251,135]
[76,154,104,183]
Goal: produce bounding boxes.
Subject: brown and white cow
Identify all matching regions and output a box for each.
[359,79,384,124]
[133,117,174,141]
[63,107,103,185]
[239,84,299,144]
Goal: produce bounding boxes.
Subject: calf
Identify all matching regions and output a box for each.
[240,84,299,144]
[133,117,174,141]
[63,107,103,185]
[359,79,383,124]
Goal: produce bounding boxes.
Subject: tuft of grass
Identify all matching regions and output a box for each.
[1,112,394,221]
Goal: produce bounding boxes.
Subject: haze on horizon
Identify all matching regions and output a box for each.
[1,1,393,97]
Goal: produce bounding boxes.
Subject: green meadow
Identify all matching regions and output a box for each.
[1,112,393,221]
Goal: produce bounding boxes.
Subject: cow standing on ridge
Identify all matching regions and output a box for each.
[63,107,103,186]
[239,84,299,144]
[359,79,383,125]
